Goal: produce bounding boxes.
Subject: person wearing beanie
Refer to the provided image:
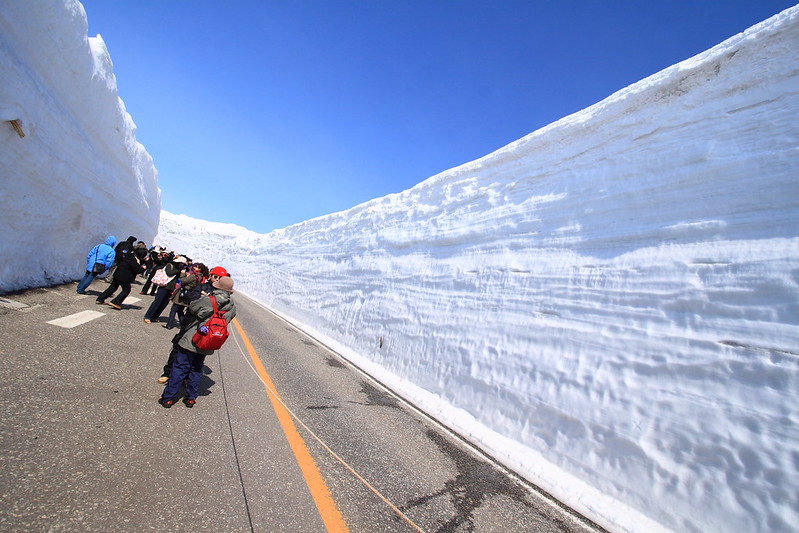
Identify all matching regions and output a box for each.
[159,275,236,408]
[157,265,230,383]
[211,276,234,292]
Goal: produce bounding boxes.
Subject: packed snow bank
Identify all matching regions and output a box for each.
[0,0,160,293]
[159,7,799,532]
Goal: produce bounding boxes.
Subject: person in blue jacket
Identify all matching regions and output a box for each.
[76,236,117,294]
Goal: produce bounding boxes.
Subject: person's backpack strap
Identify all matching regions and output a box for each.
[208,294,227,317]
[191,293,230,351]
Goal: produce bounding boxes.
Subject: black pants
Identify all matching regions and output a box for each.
[97,279,132,305]
[165,303,185,329]
[144,286,172,321]
[140,268,159,295]
[162,344,179,377]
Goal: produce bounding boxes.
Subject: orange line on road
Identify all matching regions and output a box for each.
[231,318,348,533]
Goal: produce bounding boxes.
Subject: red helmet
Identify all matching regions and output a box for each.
[209,266,229,277]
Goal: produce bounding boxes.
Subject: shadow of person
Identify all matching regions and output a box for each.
[197,365,216,397]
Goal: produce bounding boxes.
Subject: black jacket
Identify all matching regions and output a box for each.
[115,236,137,259]
[162,263,183,291]
[185,280,214,304]
[134,243,148,263]
[113,248,141,283]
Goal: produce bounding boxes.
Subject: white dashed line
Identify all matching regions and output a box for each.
[47,310,105,328]
[0,297,29,310]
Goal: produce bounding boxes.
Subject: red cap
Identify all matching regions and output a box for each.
[209,266,229,277]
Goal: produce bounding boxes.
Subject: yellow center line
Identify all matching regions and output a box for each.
[231,318,349,533]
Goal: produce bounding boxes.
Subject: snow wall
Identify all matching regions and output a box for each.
[165,8,799,533]
[0,0,160,293]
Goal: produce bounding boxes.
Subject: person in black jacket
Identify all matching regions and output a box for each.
[157,265,228,383]
[140,248,169,295]
[116,235,136,255]
[143,256,187,324]
[103,236,137,283]
[133,241,149,269]
[164,263,206,330]
[159,275,236,408]
[96,242,143,309]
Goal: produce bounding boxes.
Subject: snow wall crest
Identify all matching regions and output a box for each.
[0,0,160,292]
[159,7,799,533]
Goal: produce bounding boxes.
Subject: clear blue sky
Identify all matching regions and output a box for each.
[81,0,795,234]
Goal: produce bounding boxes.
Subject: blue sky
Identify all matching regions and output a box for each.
[81,0,795,234]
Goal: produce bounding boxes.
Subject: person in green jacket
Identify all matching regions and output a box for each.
[159,276,236,408]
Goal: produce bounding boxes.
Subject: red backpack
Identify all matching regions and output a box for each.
[191,295,229,351]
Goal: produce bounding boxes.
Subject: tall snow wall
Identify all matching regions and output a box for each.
[0,0,160,293]
[158,7,799,533]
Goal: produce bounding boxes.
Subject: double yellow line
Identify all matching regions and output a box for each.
[231,318,348,532]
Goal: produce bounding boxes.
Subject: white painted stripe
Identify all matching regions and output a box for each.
[47,310,105,328]
[0,297,29,310]
[122,296,141,305]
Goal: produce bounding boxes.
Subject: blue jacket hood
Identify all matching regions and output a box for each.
[86,236,117,271]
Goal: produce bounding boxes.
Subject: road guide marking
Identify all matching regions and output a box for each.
[0,297,28,310]
[46,310,105,328]
[231,318,349,533]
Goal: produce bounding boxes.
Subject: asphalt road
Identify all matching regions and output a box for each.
[0,280,604,533]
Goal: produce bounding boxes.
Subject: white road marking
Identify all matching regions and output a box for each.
[122,296,141,305]
[0,297,29,310]
[47,310,105,328]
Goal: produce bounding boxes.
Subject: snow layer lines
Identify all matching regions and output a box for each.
[0,0,160,292]
[1,0,788,529]
[159,7,799,531]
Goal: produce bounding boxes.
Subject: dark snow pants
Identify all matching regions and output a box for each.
[160,347,207,402]
[97,279,132,306]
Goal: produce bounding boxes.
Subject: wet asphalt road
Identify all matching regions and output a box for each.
[0,281,604,533]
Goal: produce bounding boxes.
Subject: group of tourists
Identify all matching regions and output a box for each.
[77,235,237,409]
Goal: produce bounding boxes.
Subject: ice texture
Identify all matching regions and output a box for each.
[159,8,799,532]
[0,0,160,292]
